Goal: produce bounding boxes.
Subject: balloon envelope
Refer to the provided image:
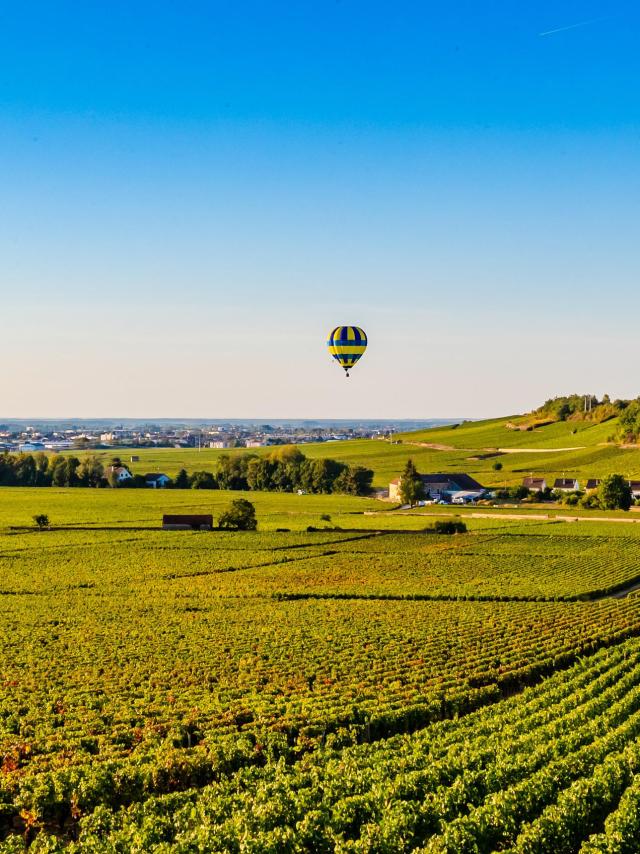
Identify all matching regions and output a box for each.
[327,326,367,374]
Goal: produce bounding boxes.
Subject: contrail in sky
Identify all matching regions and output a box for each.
[538,17,607,37]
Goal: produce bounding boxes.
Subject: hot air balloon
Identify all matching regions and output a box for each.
[327,326,367,377]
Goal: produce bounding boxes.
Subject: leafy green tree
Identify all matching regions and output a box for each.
[33,452,51,486]
[216,455,250,490]
[0,452,17,485]
[334,465,374,496]
[300,458,344,494]
[399,459,425,507]
[32,514,50,529]
[15,454,37,486]
[65,457,81,487]
[492,461,503,471]
[190,471,217,489]
[78,455,104,487]
[218,499,257,530]
[49,455,68,487]
[598,474,632,510]
[246,458,275,491]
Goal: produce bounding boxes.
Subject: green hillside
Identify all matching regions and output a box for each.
[396,413,617,450]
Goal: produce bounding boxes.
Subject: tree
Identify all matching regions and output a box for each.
[399,459,425,507]
[333,465,374,496]
[61,457,81,487]
[492,461,503,471]
[33,514,49,530]
[34,453,51,486]
[49,455,68,487]
[598,474,632,511]
[15,454,37,486]
[218,499,257,530]
[190,471,217,489]
[216,455,250,490]
[78,455,104,487]
[174,468,190,489]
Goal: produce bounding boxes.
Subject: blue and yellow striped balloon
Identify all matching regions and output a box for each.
[327,326,367,377]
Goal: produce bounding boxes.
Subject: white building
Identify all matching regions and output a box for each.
[106,465,133,484]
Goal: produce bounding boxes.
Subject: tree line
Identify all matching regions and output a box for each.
[0,448,374,496]
[184,447,373,495]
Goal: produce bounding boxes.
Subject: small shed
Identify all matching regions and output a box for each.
[162,514,213,531]
[146,473,171,488]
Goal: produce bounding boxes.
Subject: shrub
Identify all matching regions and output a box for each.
[496,486,529,501]
[218,499,257,531]
[492,462,503,471]
[434,520,467,535]
[32,514,49,530]
[580,492,601,509]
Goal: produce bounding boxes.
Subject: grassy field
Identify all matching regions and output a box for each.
[3,487,640,850]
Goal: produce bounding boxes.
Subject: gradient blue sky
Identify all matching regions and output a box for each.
[1,1,638,418]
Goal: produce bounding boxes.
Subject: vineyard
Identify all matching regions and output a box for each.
[3,494,640,850]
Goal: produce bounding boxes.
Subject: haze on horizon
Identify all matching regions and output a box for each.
[1,1,639,420]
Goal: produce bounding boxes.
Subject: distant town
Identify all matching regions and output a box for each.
[0,418,456,454]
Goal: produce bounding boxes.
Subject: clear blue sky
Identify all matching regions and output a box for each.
[1,1,638,417]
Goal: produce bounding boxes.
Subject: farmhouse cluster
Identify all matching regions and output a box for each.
[522,477,640,498]
[389,473,486,504]
[389,472,640,505]
[107,466,171,488]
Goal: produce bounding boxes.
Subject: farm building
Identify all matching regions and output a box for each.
[162,514,213,531]
[389,473,485,502]
[553,478,580,492]
[629,481,640,499]
[522,477,547,492]
[145,473,171,488]
[105,465,133,484]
